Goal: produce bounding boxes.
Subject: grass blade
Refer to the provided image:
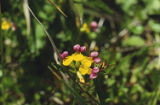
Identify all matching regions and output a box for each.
[48,0,67,17]
[94,73,106,105]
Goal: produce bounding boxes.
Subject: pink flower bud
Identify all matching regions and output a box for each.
[92,67,99,73]
[73,44,80,52]
[90,51,99,57]
[80,46,86,52]
[11,22,16,31]
[90,72,97,79]
[90,21,98,31]
[93,57,101,64]
[60,54,65,59]
[60,51,68,59]
[62,51,68,57]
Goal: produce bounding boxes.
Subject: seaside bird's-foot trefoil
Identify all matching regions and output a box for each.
[61,44,104,83]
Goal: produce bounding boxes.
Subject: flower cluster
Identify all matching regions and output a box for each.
[1,19,16,31]
[61,44,101,83]
[80,21,98,33]
[1,20,10,30]
[80,23,90,33]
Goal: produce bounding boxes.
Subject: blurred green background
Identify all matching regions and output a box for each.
[0,0,160,105]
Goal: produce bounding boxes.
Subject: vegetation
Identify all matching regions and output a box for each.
[1,0,160,105]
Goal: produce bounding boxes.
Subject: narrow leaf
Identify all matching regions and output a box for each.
[48,0,67,17]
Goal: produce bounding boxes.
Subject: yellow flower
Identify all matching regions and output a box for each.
[63,52,93,75]
[79,56,93,75]
[63,56,73,66]
[63,52,85,66]
[1,20,10,30]
[72,53,85,61]
[81,57,93,67]
[77,71,85,83]
[79,65,92,75]
[80,23,90,33]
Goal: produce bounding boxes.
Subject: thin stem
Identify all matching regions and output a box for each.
[0,2,6,104]
[78,83,99,104]
[0,0,3,66]
[27,4,62,63]
[67,73,99,105]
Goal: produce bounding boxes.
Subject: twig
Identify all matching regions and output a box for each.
[23,0,30,37]
[26,4,62,63]
[48,66,61,80]
[119,42,160,53]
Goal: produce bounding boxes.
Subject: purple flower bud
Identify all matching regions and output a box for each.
[92,67,99,73]
[90,21,98,32]
[90,73,97,79]
[60,51,68,59]
[73,44,80,52]
[93,57,101,64]
[90,51,99,57]
[80,46,86,52]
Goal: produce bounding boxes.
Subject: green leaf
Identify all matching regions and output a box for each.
[85,0,113,14]
[39,11,48,20]
[148,20,160,33]
[129,25,144,35]
[122,36,145,46]
[88,32,97,40]
[56,32,71,42]
[73,0,83,19]
[35,23,45,49]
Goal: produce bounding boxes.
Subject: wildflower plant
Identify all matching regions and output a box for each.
[57,44,110,104]
[1,19,16,31]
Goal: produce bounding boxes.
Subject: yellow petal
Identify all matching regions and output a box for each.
[63,56,73,66]
[83,23,88,28]
[87,68,92,75]
[80,27,85,32]
[80,78,85,84]
[80,23,90,33]
[81,57,93,67]
[76,71,85,83]
[72,53,84,61]
[79,66,91,75]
